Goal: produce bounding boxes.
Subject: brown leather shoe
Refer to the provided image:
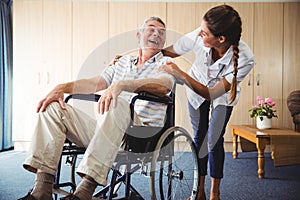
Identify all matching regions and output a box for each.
[60,194,80,200]
[18,193,37,200]
[60,194,107,200]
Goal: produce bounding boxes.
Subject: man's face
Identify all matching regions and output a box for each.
[138,20,166,51]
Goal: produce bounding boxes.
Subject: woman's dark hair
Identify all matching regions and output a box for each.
[204,5,242,103]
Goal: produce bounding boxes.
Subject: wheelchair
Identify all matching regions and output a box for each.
[53,91,200,200]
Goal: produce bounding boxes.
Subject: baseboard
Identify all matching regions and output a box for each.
[14,140,270,153]
[224,141,237,152]
[13,141,31,152]
[224,141,271,153]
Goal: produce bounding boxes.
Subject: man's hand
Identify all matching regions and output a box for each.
[108,55,122,66]
[158,61,184,80]
[36,86,65,112]
[98,82,123,114]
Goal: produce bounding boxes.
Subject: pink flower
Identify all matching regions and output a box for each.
[250,96,278,119]
[257,96,262,101]
[265,97,273,104]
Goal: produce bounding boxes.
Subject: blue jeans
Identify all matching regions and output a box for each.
[188,101,233,178]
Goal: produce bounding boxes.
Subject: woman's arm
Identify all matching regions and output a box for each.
[159,62,231,100]
[162,45,181,58]
[163,28,201,58]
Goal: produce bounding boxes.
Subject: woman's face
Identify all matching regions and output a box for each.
[198,20,220,48]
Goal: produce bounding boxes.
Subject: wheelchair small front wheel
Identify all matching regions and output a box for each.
[150,126,199,200]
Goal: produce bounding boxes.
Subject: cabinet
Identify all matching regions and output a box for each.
[107,2,138,61]
[72,1,109,80]
[225,3,255,144]
[12,0,72,150]
[13,0,43,148]
[227,3,285,150]
[166,2,197,136]
[12,1,300,151]
[227,3,300,150]
[253,3,284,128]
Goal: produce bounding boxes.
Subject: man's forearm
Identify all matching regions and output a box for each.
[134,83,170,96]
[118,78,173,97]
[53,82,74,94]
[56,76,107,95]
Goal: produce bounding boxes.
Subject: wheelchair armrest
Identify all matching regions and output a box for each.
[131,91,172,105]
[64,94,101,103]
[64,92,173,105]
[129,91,174,125]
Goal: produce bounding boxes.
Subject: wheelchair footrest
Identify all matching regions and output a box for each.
[128,192,144,200]
[112,192,144,200]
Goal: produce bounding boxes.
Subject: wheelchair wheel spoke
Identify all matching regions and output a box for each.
[150,127,200,200]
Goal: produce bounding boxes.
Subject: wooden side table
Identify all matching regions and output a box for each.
[231,125,299,178]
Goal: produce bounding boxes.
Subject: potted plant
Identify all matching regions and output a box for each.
[249,96,278,129]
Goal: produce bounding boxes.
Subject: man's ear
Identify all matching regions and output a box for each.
[218,35,226,44]
[136,32,141,42]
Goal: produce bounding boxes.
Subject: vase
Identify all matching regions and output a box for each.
[256,116,272,129]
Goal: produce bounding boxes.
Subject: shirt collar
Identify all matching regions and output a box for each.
[219,46,233,66]
[131,51,163,65]
[206,46,233,66]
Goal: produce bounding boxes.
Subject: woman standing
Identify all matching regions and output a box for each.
[161,5,254,200]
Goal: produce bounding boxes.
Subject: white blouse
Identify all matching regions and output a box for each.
[173,27,255,109]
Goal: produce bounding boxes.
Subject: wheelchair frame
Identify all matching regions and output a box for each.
[53,92,200,200]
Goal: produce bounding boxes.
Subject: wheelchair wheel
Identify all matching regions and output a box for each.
[150,126,199,200]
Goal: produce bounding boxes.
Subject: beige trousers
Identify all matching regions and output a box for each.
[23,98,131,186]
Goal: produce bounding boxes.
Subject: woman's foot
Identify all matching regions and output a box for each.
[187,191,206,200]
[187,176,206,200]
[209,192,220,200]
[210,178,221,200]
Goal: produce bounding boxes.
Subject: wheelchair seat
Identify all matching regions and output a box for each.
[53,91,200,200]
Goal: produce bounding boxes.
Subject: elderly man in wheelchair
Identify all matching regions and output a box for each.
[19,16,199,200]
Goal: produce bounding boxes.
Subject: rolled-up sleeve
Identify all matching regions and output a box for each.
[158,57,177,91]
[224,62,254,85]
[173,27,201,56]
[100,65,116,86]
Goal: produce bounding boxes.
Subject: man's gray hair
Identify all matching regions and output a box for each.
[139,16,166,31]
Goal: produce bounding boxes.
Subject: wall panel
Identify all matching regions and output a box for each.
[253,3,284,128]
[224,3,255,144]
[72,1,109,79]
[282,2,300,129]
